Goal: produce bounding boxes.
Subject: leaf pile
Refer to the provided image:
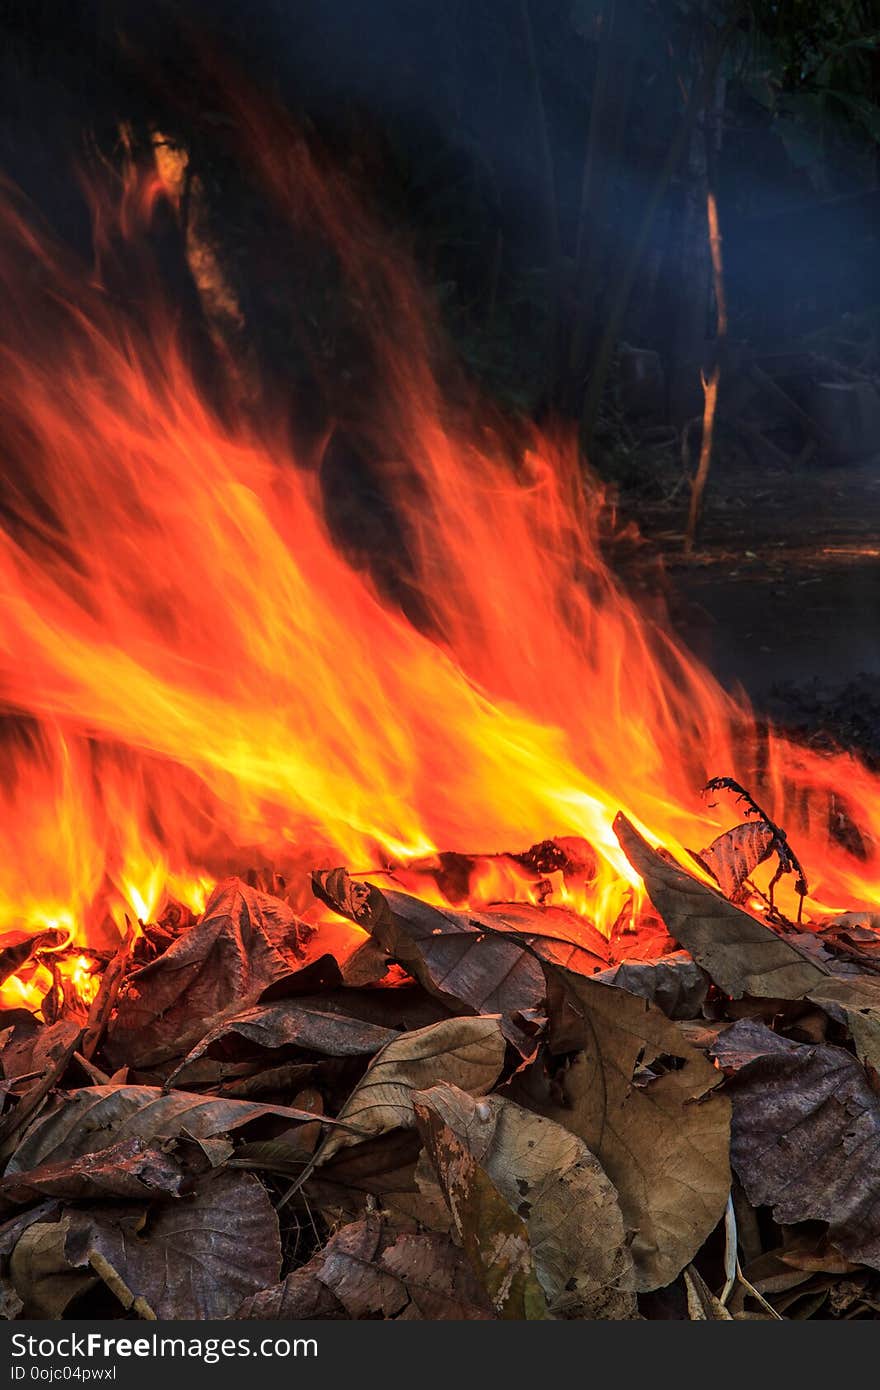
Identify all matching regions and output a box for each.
[3,832,880,1321]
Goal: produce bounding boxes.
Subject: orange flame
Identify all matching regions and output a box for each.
[0,93,877,1010]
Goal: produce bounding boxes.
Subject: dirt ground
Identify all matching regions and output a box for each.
[630,458,880,703]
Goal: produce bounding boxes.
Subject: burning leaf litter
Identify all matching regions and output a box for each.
[2,826,880,1321]
[2,78,880,1321]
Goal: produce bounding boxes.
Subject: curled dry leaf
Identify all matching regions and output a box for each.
[414,1095,547,1319]
[106,877,315,1068]
[617,814,880,1068]
[523,966,730,1291]
[6,1085,331,1173]
[11,1172,281,1319]
[235,1214,492,1320]
[614,814,830,999]
[711,1019,880,1271]
[683,1264,733,1320]
[316,1014,506,1164]
[696,821,776,902]
[0,1136,185,1204]
[163,998,399,1089]
[412,1082,636,1318]
[313,871,543,1053]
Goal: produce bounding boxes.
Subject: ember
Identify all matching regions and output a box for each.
[2,7,880,1326]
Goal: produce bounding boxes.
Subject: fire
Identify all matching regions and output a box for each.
[0,86,878,1013]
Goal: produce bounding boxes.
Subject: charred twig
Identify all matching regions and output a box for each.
[703,776,809,923]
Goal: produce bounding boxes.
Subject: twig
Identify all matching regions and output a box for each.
[684,175,727,553]
[87,1250,157,1320]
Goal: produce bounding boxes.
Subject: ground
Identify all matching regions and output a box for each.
[630,458,880,703]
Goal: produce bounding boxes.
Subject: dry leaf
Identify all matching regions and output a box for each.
[106,878,315,1067]
[11,1172,280,1319]
[696,821,775,901]
[683,1264,732,1319]
[0,1136,185,1204]
[414,1098,547,1319]
[164,999,399,1089]
[523,966,730,1290]
[313,872,543,1052]
[317,1015,506,1163]
[235,1214,492,1319]
[712,1019,880,1271]
[593,951,708,1019]
[10,1216,97,1318]
[614,814,830,998]
[412,1082,636,1318]
[6,1085,330,1173]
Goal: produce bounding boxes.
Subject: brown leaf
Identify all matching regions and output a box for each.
[480,904,609,976]
[683,1264,733,1319]
[0,1137,185,1203]
[592,951,709,1019]
[317,1015,506,1164]
[696,821,775,901]
[412,1082,636,1318]
[415,1098,547,1319]
[235,1215,492,1320]
[711,1019,880,1271]
[522,967,730,1290]
[313,871,543,1052]
[304,1129,426,1219]
[614,813,830,999]
[105,877,315,1067]
[12,1172,280,1319]
[0,1019,81,1085]
[164,999,399,1089]
[10,1215,97,1318]
[6,1085,330,1173]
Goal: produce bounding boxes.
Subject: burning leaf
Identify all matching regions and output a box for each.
[696,821,776,901]
[235,1215,492,1320]
[11,1172,281,1319]
[0,930,66,987]
[592,951,709,1019]
[614,814,830,999]
[521,967,730,1290]
[316,1015,507,1164]
[313,872,543,1052]
[0,1136,185,1204]
[414,1097,547,1319]
[164,998,400,1089]
[6,1085,331,1173]
[711,1020,880,1272]
[105,878,315,1068]
[412,1082,637,1318]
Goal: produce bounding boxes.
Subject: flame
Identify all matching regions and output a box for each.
[0,88,878,1011]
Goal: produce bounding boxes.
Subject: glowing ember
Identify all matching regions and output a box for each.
[0,87,878,1016]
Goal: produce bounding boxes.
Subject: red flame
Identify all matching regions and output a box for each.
[0,92,878,1012]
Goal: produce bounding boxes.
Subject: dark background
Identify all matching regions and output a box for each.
[2,0,879,720]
